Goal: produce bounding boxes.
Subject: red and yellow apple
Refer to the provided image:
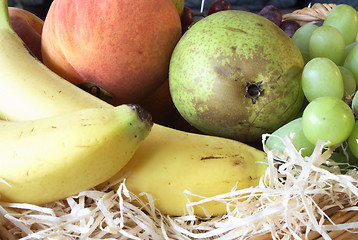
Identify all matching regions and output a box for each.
[41,0,182,105]
[9,7,44,61]
[137,78,176,125]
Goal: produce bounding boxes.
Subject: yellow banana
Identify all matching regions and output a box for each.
[0,0,110,121]
[0,0,267,216]
[101,126,267,217]
[0,105,152,204]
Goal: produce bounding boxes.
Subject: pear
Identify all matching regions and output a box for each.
[169,10,304,143]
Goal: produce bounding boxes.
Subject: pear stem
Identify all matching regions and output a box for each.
[192,12,206,18]
[0,0,10,30]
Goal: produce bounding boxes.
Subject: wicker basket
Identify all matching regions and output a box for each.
[1,3,358,240]
[283,3,337,25]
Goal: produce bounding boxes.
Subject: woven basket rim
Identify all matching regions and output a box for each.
[282,3,337,25]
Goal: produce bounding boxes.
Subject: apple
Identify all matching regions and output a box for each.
[8,7,44,61]
[137,78,177,125]
[41,0,182,105]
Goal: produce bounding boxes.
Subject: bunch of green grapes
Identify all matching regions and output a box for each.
[266,4,358,166]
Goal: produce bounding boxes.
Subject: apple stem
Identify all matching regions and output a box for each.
[77,82,113,104]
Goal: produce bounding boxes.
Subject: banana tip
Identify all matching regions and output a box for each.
[129,104,153,129]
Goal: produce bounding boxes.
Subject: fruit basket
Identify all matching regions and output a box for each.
[282,3,337,25]
[1,3,358,240]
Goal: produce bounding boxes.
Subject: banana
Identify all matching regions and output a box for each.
[101,126,267,217]
[0,105,152,204]
[0,0,267,216]
[0,0,110,121]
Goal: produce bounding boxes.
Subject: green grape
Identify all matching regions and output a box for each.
[292,24,318,63]
[302,97,355,147]
[344,44,358,84]
[309,25,346,66]
[323,4,358,46]
[348,121,358,158]
[351,90,358,116]
[345,41,358,58]
[338,66,357,95]
[302,57,344,102]
[266,117,315,157]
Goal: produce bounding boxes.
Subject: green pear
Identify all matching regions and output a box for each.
[169,10,304,143]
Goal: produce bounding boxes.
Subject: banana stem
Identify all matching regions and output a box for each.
[0,0,10,30]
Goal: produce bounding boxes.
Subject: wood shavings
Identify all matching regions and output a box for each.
[0,135,358,240]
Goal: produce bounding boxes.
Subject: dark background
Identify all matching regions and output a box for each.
[185,0,358,13]
[7,0,358,20]
[8,0,52,19]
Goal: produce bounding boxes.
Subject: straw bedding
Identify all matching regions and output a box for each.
[1,135,358,239]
